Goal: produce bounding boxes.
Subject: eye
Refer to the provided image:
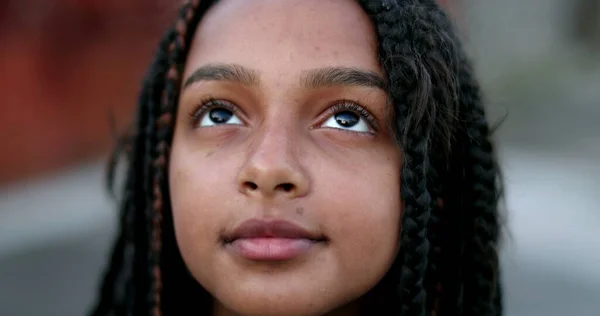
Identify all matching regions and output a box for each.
[319,101,376,134]
[191,99,243,127]
[199,108,243,127]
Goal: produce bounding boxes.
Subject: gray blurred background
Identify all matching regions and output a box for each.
[1,0,599,315]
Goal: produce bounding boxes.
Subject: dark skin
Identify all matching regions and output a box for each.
[168,0,403,315]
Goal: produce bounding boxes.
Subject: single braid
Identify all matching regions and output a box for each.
[147,1,206,315]
[147,26,177,316]
[398,133,434,316]
[158,1,218,313]
[425,200,444,316]
[458,59,502,316]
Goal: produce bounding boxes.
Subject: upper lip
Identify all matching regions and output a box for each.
[224,218,326,242]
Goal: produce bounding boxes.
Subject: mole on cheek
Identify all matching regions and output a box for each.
[295,207,305,215]
[206,151,215,157]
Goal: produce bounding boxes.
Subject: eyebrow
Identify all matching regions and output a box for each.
[183,63,260,88]
[183,64,387,92]
[300,67,387,91]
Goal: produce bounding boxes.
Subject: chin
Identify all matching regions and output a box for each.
[217,297,330,316]
[212,286,355,316]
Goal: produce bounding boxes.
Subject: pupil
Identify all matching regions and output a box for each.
[335,111,359,127]
[209,108,232,123]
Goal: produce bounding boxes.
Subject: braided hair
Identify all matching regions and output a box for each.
[91,0,503,315]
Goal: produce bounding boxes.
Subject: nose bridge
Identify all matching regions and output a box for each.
[253,121,296,163]
[238,117,309,199]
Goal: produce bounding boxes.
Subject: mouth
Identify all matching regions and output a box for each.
[222,218,327,261]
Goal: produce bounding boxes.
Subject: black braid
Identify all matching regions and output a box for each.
[399,133,434,316]
[458,58,502,316]
[91,0,502,315]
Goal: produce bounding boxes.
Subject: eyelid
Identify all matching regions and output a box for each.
[321,100,380,132]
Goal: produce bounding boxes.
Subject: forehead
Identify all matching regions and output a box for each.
[184,0,381,79]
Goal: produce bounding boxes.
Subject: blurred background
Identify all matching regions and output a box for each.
[0,0,598,315]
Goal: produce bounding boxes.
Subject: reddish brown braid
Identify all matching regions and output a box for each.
[150,1,201,315]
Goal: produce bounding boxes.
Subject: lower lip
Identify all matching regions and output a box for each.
[228,237,317,261]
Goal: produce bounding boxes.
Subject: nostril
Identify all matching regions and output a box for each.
[244,181,258,190]
[277,183,295,192]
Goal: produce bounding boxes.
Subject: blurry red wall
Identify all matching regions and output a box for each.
[0,0,177,184]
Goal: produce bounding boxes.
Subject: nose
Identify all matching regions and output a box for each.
[237,127,309,200]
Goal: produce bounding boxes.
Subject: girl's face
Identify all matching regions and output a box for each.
[169,0,402,315]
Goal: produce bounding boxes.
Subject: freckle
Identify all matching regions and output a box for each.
[295,207,304,215]
[206,151,215,157]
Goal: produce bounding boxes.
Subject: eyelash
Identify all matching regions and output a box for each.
[322,100,379,133]
[189,97,239,126]
[188,97,378,133]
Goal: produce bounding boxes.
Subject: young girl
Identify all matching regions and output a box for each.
[91,0,503,315]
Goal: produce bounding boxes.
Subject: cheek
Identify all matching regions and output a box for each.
[316,151,403,291]
[167,148,239,284]
[168,156,210,253]
[329,177,402,269]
